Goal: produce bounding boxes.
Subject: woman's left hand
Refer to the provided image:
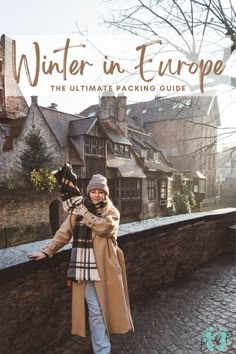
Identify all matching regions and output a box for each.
[27,252,46,260]
[72,204,88,216]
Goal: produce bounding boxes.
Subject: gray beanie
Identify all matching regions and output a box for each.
[87,174,109,195]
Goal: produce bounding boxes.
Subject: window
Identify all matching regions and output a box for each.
[199,180,206,193]
[137,179,141,198]
[147,179,156,200]
[87,111,96,117]
[84,136,90,154]
[141,149,147,158]
[167,179,172,201]
[154,152,159,161]
[114,143,130,158]
[120,145,124,157]
[147,149,154,160]
[194,185,199,193]
[98,140,104,155]
[91,137,97,155]
[85,156,105,177]
[172,101,184,109]
[159,179,167,199]
[124,145,130,158]
[114,144,119,156]
[84,136,106,177]
[120,179,142,199]
[84,136,105,156]
[172,98,192,109]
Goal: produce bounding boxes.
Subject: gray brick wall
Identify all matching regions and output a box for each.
[0,190,66,248]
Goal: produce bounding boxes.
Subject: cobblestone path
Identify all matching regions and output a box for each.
[47,253,236,354]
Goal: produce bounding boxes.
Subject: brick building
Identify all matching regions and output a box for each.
[125,96,220,206]
[0,93,175,223]
[81,94,175,219]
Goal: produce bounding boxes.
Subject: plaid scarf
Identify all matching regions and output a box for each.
[67,197,106,282]
[52,162,83,213]
[52,162,103,282]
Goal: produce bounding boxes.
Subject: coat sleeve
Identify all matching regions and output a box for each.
[40,214,76,257]
[81,207,120,238]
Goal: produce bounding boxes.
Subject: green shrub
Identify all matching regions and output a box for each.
[173,174,196,214]
[31,169,56,192]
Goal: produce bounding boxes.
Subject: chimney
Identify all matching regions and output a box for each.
[117,93,126,121]
[99,92,116,120]
[98,92,128,137]
[116,93,128,137]
[48,103,58,110]
[31,96,38,105]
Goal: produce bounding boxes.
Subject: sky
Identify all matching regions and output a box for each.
[2,1,113,107]
[3,0,109,35]
[3,0,128,112]
[2,0,236,144]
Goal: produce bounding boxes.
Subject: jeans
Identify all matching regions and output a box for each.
[85,281,111,354]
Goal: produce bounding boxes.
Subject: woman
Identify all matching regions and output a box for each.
[28,174,134,354]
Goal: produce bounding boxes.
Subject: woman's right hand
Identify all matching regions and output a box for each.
[27,252,47,261]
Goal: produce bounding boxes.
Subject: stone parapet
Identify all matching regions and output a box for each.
[0,208,235,353]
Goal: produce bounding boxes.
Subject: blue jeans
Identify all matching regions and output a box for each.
[85,281,111,354]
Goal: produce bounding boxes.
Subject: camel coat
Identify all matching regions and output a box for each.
[42,200,134,337]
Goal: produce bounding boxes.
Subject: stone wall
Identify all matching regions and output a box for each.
[0,190,65,248]
[0,209,235,354]
[0,99,65,181]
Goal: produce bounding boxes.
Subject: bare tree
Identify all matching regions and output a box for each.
[102,1,236,205]
[104,0,236,88]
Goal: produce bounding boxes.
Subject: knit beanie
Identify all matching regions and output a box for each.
[87,174,109,196]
